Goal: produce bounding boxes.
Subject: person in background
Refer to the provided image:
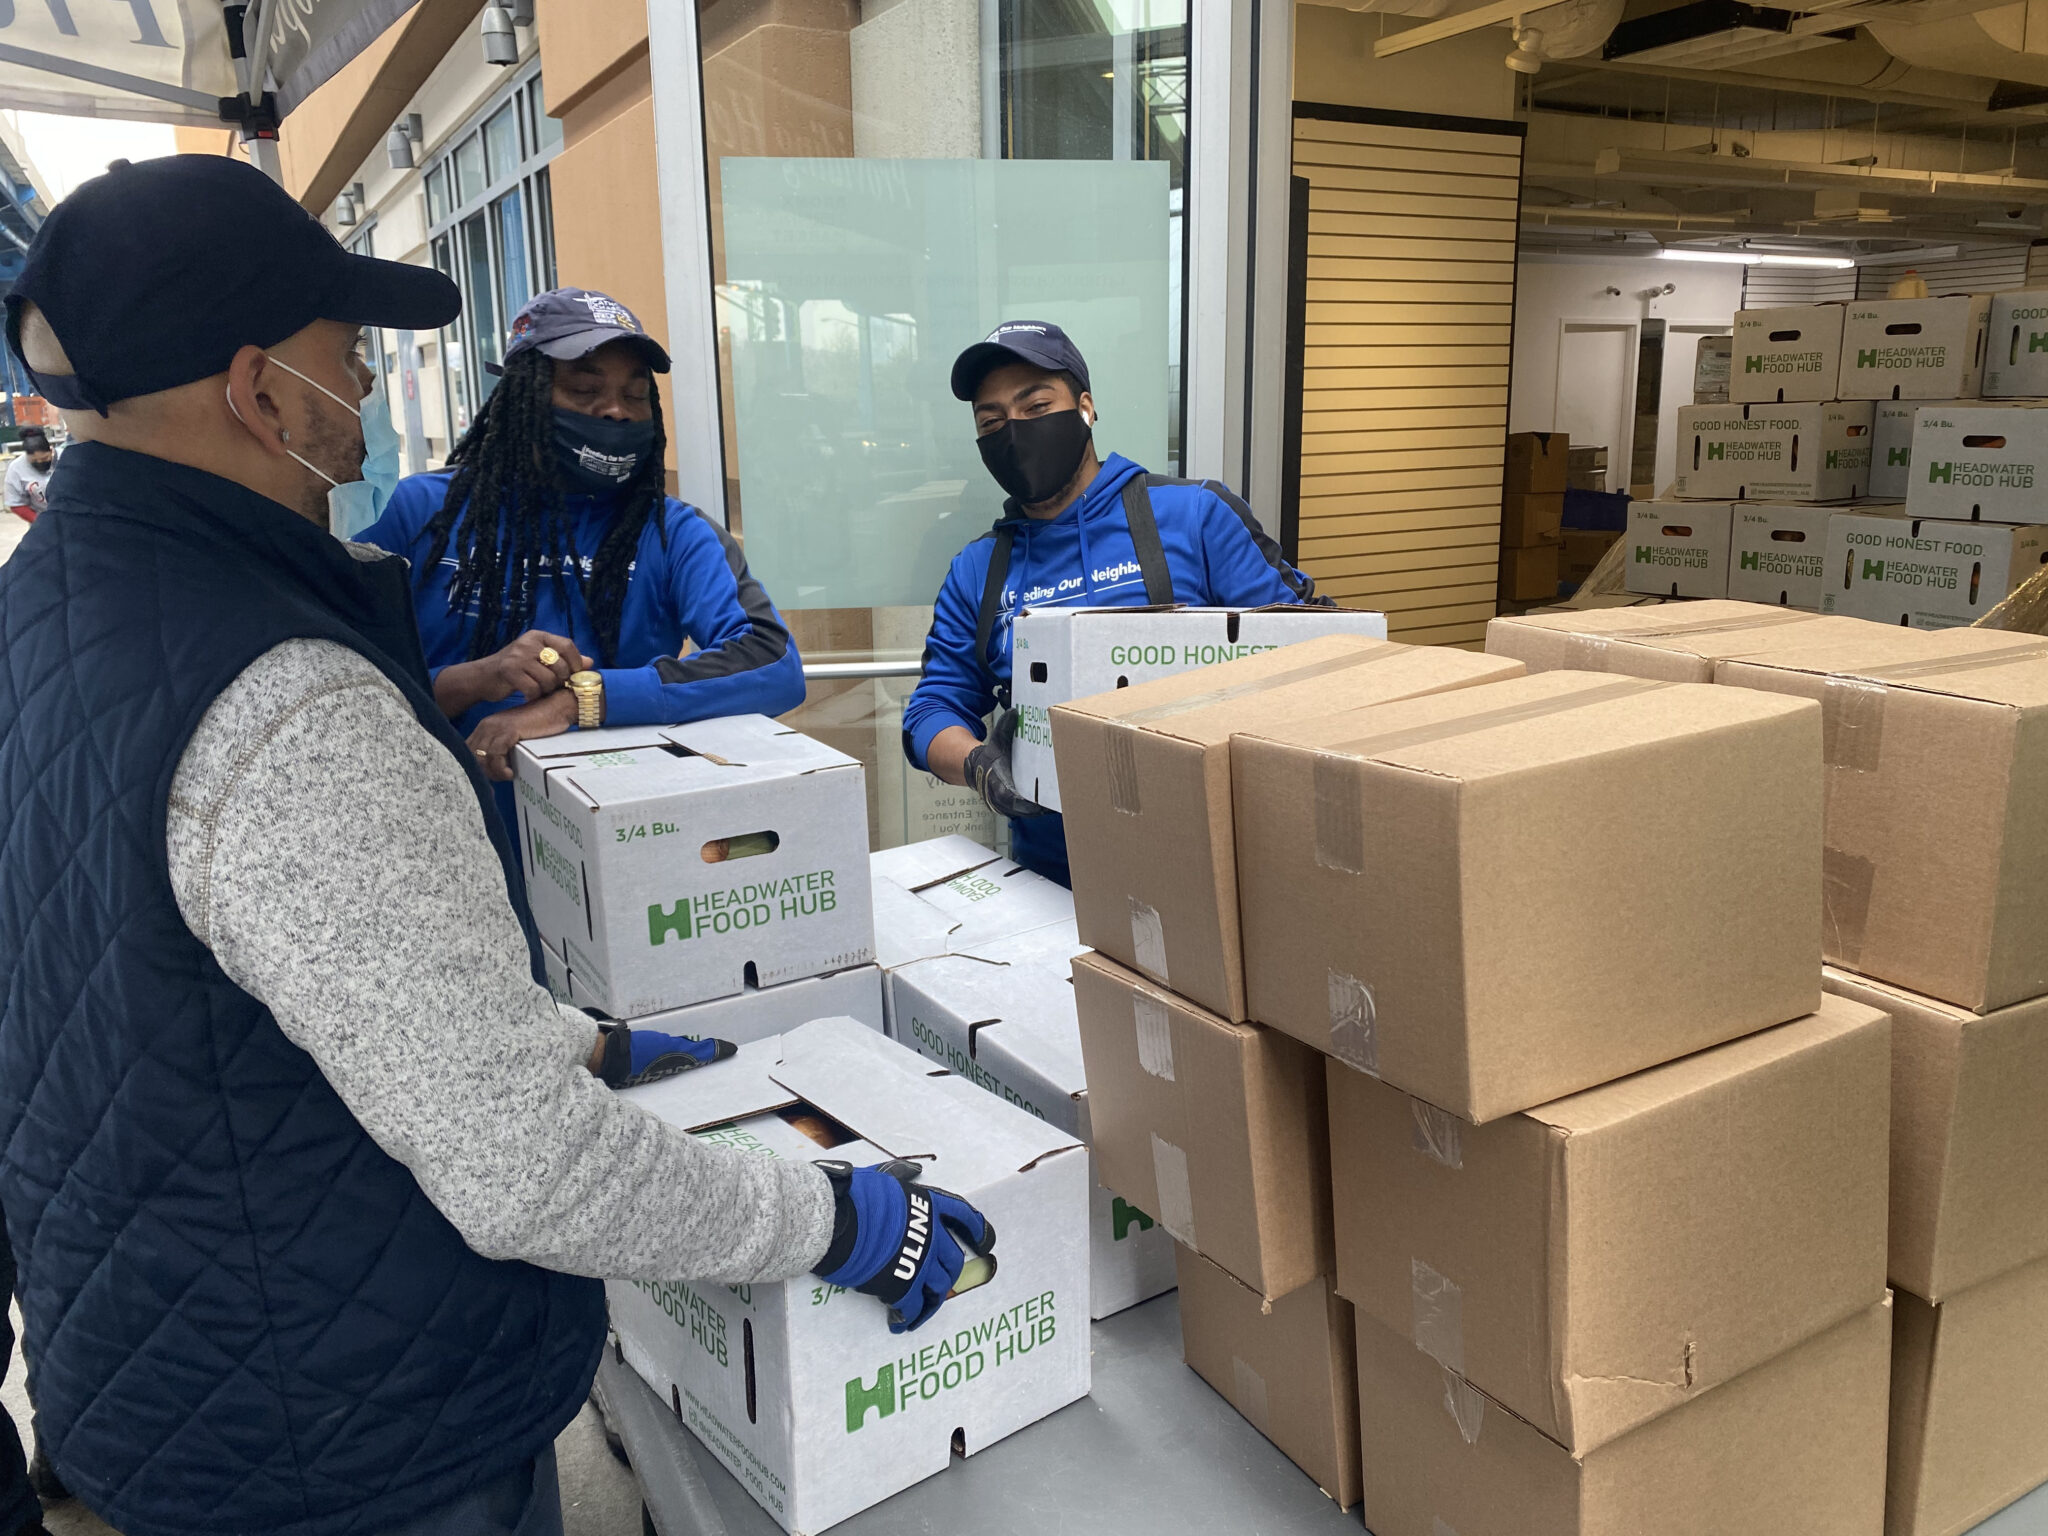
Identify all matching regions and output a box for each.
[362,287,804,832]
[902,320,1321,886]
[4,429,55,522]
[0,156,986,1536]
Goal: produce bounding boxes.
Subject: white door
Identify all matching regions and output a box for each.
[1656,324,1733,498]
[1553,321,1637,493]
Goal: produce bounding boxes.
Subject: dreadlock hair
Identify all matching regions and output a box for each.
[417,348,671,666]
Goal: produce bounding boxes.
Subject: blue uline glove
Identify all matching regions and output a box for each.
[814,1160,996,1333]
[596,1023,736,1088]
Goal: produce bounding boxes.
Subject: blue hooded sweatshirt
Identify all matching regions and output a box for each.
[364,472,806,831]
[903,453,1316,885]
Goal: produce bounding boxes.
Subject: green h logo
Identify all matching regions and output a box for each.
[1634,545,1655,562]
[2030,332,2048,354]
[1928,461,1954,484]
[1863,558,1886,581]
[845,1366,895,1432]
[1858,348,1880,369]
[1825,449,1841,468]
[1707,442,1725,460]
[1740,550,1760,571]
[1744,356,1762,373]
[1888,447,1909,466]
[647,899,695,946]
[1112,1198,1156,1241]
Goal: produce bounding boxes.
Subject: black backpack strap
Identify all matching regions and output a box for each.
[1121,476,1177,606]
[974,523,1016,699]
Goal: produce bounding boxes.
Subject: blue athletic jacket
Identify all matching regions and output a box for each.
[364,472,806,827]
[903,453,1315,884]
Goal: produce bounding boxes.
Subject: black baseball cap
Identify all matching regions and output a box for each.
[6,154,459,415]
[950,320,1091,401]
[495,287,671,376]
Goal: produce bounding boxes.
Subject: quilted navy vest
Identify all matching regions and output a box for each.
[0,444,606,1536]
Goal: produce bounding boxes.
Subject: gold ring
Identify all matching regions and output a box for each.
[475,748,489,758]
[537,646,561,667]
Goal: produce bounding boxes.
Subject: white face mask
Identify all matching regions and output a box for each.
[228,355,401,538]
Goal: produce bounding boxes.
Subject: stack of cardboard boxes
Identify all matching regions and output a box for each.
[1487,601,2048,1536]
[1500,430,1569,604]
[1050,630,1899,1531]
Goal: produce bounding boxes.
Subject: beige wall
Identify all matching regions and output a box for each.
[1293,4,1516,121]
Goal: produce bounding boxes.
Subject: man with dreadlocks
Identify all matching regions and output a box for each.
[364,287,804,831]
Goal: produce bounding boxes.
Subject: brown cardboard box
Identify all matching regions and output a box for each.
[1889,1258,2048,1536]
[1506,431,1570,493]
[1053,636,1522,1021]
[1072,952,1331,1301]
[1233,671,1822,1121]
[1825,966,2048,1302]
[1485,600,1858,683]
[1716,628,2048,1011]
[1501,492,1565,547]
[1559,528,1621,584]
[1175,1246,1361,1509]
[1353,1298,1893,1536]
[1499,542,1561,602]
[1327,997,1890,1452]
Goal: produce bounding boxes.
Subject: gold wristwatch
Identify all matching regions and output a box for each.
[567,670,605,729]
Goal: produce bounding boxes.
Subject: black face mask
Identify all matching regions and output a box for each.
[977,408,1092,506]
[553,407,657,494]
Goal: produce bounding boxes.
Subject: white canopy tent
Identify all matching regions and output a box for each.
[0,0,420,176]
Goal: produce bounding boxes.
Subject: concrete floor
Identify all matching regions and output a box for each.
[4,1306,646,1536]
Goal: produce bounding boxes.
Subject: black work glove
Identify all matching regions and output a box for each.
[965,708,1048,819]
[596,1022,736,1088]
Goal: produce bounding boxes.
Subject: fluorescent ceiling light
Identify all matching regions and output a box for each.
[1655,249,1855,268]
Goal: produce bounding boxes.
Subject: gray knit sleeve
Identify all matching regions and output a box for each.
[165,638,835,1284]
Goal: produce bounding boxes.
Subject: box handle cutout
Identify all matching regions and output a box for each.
[1116,676,1130,688]
[1768,329,1802,342]
[1790,433,1800,471]
[1846,424,1868,437]
[1029,661,1048,683]
[1771,529,1807,543]
[1226,612,1243,644]
[2012,326,2023,366]
[1963,435,2007,448]
[744,1319,757,1424]
[1883,322,1923,336]
[1842,549,1854,590]
[703,831,780,863]
[1971,562,1982,603]
[744,960,759,988]
[1660,524,1694,537]
[1692,436,1701,471]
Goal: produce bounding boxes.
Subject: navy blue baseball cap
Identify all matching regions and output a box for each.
[950,320,1091,401]
[6,154,459,415]
[496,287,671,376]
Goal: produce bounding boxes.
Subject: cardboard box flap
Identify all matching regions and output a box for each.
[770,1018,1083,1184]
[1722,630,2048,709]
[1055,634,1397,736]
[623,1031,806,1131]
[1524,994,1888,1137]
[870,875,963,972]
[868,835,1003,890]
[1258,671,1811,783]
[1493,599,1801,641]
[662,715,862,773]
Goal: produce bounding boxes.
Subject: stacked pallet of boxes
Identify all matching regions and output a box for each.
[870,835,1182,1320]
[1489,604,2048,1536]
[1051,635,1525,1507]
[1499,431,1567,606]
[1224,651,1891,1534]
[514,727,1099,1532]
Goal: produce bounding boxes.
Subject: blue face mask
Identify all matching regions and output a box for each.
[553,406,657,495]
[264,358,401,540]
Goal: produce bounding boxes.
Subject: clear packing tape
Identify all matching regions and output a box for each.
[1556,607,1814,673]
[1974,560,2048,634]
[1573,533,1630,600]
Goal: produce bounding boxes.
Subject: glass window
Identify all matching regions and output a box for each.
[532,166,556,290]
[426,163,449,226]
[494,188,530,317]
[532,78,562,152]
[484,101,521,184]
[692,0,1190,851]
[454,133,486,205]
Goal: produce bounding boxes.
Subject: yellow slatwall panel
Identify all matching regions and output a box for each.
[1293,110,1524,648]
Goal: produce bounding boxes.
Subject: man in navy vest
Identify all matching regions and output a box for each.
[903,322,1319,886]
[0,158,987,1536]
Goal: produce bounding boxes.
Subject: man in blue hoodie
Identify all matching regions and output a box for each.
[903,321,1318,886]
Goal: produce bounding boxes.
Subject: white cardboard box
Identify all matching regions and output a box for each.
[1731,304,1845,403]
[1727,503,1832,611]
[1674,401,1873,501]
[1822,510,2048,628]
[1010,606,1389,812]
[1871,400,1980,500]
[1838,295,1991,400]
[890,928,1179,1321]
[1904,404,2048,523]
[1979,291,2048,398]
[1625,499,1733,598]
[514,715,875,1019]
[543,942,886,1044]
[606,1018,1091,1535]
